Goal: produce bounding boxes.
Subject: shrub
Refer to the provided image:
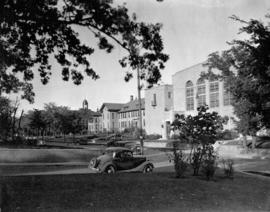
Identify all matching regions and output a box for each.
[191,144,218,180]
[169,142,188,178]
[201,158,218,180]
[201,145,218,180]
[171,106,225,179]
[191,147,202,176]
[222,159,234,179]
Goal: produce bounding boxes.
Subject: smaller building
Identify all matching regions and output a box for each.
[145,84,174,139]
[77,99,103,134]
[118,96,145,132]
[100,103,124,132]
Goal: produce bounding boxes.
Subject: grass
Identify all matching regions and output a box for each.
[1,170,270,212]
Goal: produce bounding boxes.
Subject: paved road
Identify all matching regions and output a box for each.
[1,144,269,177]
[1,161,174,176]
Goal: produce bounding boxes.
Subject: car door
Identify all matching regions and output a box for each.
[113,151,134,170]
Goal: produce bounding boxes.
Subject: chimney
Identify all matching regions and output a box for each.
[130,95,134,101]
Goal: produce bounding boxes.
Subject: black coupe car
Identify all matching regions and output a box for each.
[88,147,154,174]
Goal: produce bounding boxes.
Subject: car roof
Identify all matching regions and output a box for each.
[105,147,131,152]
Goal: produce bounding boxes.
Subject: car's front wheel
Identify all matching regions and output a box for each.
[143,164,153,173]
[105,165,116,174]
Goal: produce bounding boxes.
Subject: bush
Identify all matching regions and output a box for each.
[191,144,218,180]
[222,159,234,179]
[171,106,224,180]
[201,145,218,180]
[169,142,188,178]
[202,145,217,180]
[201,158,217,180]
[191,147,202,176]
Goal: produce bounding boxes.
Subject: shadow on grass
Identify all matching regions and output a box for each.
[1,170,270,212]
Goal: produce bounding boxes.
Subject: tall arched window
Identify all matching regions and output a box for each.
[209,78,219,108]
[196,78,206,107]
[186,81,194,111]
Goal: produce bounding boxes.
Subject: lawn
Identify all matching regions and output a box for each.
[1,170,269,212]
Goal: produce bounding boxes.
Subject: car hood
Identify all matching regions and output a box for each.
[96,154,112,162]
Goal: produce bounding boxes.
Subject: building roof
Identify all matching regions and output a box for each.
[119,98,145,113]
[100,103,125,112]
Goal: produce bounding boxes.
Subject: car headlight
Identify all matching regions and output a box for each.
[89,158,96,167]
[89,158,101,168]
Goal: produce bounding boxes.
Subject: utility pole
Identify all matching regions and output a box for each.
[137,67,144,155]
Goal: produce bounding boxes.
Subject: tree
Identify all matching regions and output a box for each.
[0,96,22,140]
[28,109,47,138]
[55,109,82,141]
[202,14,270,145]
[0,96,12,139]
[0,0,168,102]
[43,102,61,136]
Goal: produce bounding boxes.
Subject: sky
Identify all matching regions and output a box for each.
[10,0,270,113]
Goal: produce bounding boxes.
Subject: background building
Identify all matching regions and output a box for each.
[145,84,174,139]
[87,112,102,134]
[100,103,124,132]
[118,96,145,132]
[79,99,102,134]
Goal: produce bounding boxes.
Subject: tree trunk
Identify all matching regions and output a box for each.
[242,135,247,148]
[11,106,18,141]
[251,136,257,149]
[18,110,24,136]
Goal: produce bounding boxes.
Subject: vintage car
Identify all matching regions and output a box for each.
[89,147,154,174]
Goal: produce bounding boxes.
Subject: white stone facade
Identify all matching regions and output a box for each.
[172,63,235,129]
[145,84,174,139]
[100,103,124,132]
[144,63,236,139]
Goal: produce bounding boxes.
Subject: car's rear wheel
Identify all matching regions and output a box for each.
[143,164,153,173]
[105,165,116,174]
